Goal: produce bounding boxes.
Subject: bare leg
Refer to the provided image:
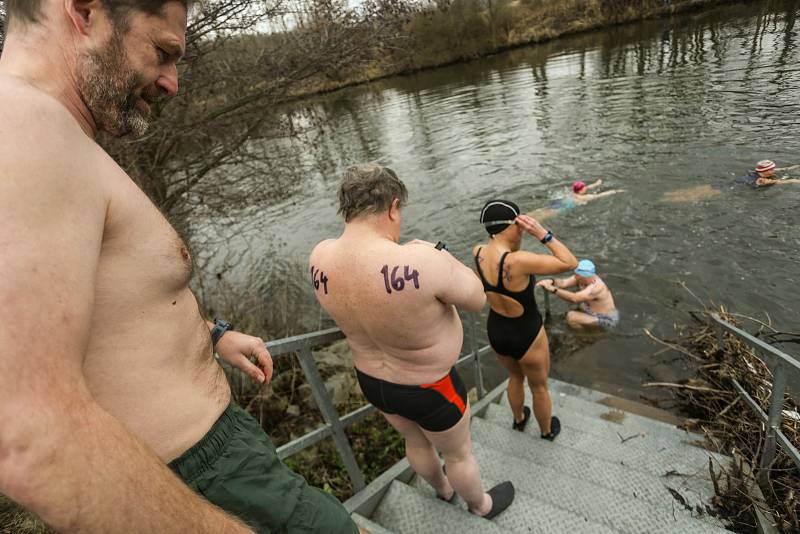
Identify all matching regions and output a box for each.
[519,327,552,435]
[566,310,600,331]
[382,413,453,501]
[495,353,525,423]
[420,405,493,515]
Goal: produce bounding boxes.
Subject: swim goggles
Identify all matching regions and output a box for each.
[482,219,517,227]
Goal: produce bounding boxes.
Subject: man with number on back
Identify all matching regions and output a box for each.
[0,1,360,532]
[310,163,515,520]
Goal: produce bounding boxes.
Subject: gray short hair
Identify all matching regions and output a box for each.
[5,0,190,31]
[338,164,408,223]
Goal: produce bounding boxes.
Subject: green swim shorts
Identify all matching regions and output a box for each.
[168,402,358,534]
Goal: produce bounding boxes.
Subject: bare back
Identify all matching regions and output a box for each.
[473,245,535,318]
[0,77,228,462]
[310,237,464,385]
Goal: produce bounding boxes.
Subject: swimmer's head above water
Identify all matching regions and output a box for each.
[480,200,520,235]
[755,160,776,178]
[572,181,587,194]
[574,259,597,282]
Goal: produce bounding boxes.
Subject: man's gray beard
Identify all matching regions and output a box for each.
[76,34,150,138]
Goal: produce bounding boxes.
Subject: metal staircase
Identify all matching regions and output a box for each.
[350,378,733,533]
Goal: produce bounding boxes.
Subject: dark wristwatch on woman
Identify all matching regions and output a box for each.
[211,318,233,347]
[540,231,554,244]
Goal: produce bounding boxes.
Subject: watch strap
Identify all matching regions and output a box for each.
[211,318,233,347]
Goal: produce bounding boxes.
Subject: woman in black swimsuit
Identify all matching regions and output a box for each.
[473,200,577,439]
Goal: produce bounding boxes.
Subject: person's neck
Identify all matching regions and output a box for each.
[341,217,397,244]
[0,32,97,137]
[490,235,517,252]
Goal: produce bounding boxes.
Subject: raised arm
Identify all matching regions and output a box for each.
[776,164,800,172]
[510,215,578,276]
[776,178,800,184]
[0,133,252,533]
[585,178,604,190]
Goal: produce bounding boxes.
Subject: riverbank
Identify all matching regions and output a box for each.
[288,0,749,98]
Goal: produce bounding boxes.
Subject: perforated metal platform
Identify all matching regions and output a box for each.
[350,381,733,534]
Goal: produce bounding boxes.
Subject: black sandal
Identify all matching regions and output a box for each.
[541,415,561,441]
[472,481,515,519]
[512,406,531,432]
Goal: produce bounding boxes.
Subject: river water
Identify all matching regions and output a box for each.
[198,0,800,398]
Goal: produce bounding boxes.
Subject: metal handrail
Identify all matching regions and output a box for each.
[250,313,489,492]
[710,313,800,484]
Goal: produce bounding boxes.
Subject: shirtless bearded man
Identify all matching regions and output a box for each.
[0,1,358,532]
[310,164,515,520]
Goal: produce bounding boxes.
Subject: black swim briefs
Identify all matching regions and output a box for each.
[355,367,468,432]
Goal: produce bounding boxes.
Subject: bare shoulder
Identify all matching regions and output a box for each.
[309,238,337,263]
[0,76,106,196]
[0,75,84,137]
[0,76,108,251]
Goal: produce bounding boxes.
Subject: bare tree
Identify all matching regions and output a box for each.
[0,2,6,50]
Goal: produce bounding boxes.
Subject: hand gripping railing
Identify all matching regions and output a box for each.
[258,313,489,492]
[710,313,800,485]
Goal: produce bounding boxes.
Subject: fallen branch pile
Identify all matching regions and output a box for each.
[645,306,799,533]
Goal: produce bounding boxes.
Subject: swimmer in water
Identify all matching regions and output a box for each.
[741,160,800,189]
[529,179,625,221]
[537,259,619,330]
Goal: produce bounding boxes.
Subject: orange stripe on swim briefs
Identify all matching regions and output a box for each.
[421,373,466,415]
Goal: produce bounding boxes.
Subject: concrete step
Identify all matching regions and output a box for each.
[484,402,725,478]
[471,441,732,533]
[471,416,723,520]
[352,512,395,534]
[372,480,513,534]
[409,474,623,534]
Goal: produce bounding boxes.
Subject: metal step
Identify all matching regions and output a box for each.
[471,441,731,533]
[409,474,623,534]
[352,512,395,534]
[372,480,513,534]
[471,416,723,520]
[501,385,710,449]
[484,402,725,477]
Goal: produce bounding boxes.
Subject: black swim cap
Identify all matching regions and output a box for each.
[480,200,520,235]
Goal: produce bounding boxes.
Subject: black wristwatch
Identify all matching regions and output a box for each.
[211,318,233,347]
[540,231,554,244]
[435,241,448,251]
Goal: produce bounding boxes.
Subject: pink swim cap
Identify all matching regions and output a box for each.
[572,181,586,193]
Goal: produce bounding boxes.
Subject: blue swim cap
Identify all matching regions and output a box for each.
[575,259,596,277]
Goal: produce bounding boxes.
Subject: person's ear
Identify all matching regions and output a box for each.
[64,0,104,36]
[388,198,401,222]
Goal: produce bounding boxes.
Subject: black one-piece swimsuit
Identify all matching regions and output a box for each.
[475,248,543,360]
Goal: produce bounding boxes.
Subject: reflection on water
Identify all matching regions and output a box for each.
[194,0,800,396]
